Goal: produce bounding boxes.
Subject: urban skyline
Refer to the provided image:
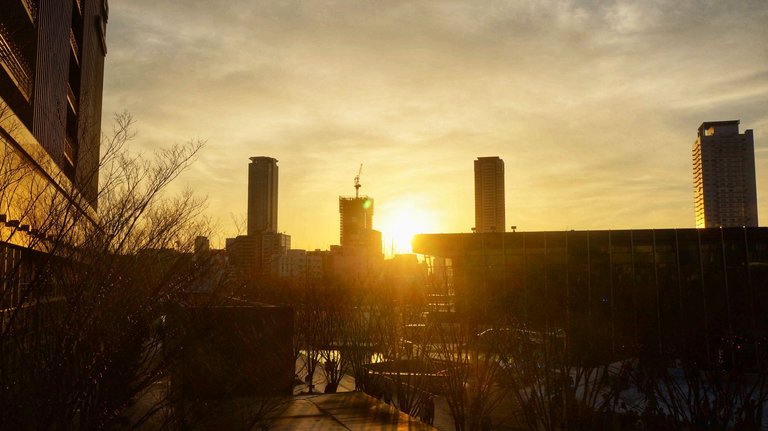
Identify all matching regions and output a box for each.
[101,1,768,252]
[4,1,768,429]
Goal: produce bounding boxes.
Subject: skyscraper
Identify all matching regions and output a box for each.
[693,120,758,228]
[247,156,278,235]
[474,156,505,233]
[1,0,109,208]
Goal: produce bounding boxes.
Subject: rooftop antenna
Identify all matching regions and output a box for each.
[354,163,363,198]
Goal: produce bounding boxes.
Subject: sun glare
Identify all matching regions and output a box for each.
[377,202,435,256]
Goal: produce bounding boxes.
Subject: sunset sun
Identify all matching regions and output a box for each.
[377,202,436,256]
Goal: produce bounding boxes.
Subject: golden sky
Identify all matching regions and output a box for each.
[103,0,768,252]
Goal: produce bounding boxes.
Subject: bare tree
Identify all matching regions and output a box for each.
[491,317,631,431]
[0,110,218,430]
[628,351,768,430]
[230,212,247,236]
[428,318,506,431]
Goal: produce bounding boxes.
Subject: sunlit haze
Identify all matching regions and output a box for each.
[377,200,436,255]
[102,1,768,251]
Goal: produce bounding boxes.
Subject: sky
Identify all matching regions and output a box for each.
[102,0,768,253]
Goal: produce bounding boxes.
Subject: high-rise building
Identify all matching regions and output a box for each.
[339,196,373,246]
[247,156,278,235]
[474,156,505,233]
[693,120,758,228]
[330,183,383,282]
[1,0,109,208]
[339,196,381,254]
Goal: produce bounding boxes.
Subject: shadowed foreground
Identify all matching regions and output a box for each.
[176,392,436,430]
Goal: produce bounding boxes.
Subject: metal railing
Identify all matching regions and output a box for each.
[69,29,79,63]
[20,0,38,24]
[0,27,33,101]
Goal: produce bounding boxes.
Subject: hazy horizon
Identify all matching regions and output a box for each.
[102,0,768,253]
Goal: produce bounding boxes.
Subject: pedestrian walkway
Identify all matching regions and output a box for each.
[269,392,437,430]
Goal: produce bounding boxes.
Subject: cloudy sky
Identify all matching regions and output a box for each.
[102,0,768,252]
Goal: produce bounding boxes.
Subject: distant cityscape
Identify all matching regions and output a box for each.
[1,1,766,430]
[210,118,761,287]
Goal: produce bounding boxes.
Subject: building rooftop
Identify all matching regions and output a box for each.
[698,120,741,136]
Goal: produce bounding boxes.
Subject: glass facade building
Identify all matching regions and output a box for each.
[414,228,768,369]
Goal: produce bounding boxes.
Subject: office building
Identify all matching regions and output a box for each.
[693,121,758,228]
[414,228,768,369]
[339,196,381,255]
[226,235,260,279]
[274,249,326,280]
[226,232,290,279]
[247,156,278,235]
[1,0,108,209]
[474,156,505,233]
[261,231,290,276]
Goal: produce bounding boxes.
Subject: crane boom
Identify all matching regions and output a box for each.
[354,164,363,198]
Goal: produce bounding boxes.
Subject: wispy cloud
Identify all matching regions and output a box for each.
[103,0,768,248]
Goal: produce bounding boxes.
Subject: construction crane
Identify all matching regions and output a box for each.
[354,164,363,198]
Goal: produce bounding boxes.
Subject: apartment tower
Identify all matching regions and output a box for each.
[474,156,506,233]
[693,121,758,228]
[1,0,109,208]
[247,156,279,235]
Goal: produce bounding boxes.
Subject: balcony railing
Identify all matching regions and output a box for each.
[69,29,79,64]
[0,28,33,101]
[66,83,78,113]
[21,0,38,24]
[64,134,76,173]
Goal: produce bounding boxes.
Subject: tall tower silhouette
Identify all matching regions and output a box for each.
[247,156,278,235]
[474,156,506,233]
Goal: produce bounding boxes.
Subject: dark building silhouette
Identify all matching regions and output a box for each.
[247,156,278,235]
[327,195,383,281]
[226,235,259,279]
[474,156,505,233]
[230,156,289,279]
[339,196,373,247]
[0,0,108,320]
[261,231,290,275]
[226,232,290,279]
[693,120,758,228]
[1,0,108,207]
[170,299,294,398]
[414,228,768,370]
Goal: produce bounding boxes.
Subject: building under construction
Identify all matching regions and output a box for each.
[339,196,380,253]
[338,164,382,256]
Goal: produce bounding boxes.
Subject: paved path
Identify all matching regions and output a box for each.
[269,392,437,430]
